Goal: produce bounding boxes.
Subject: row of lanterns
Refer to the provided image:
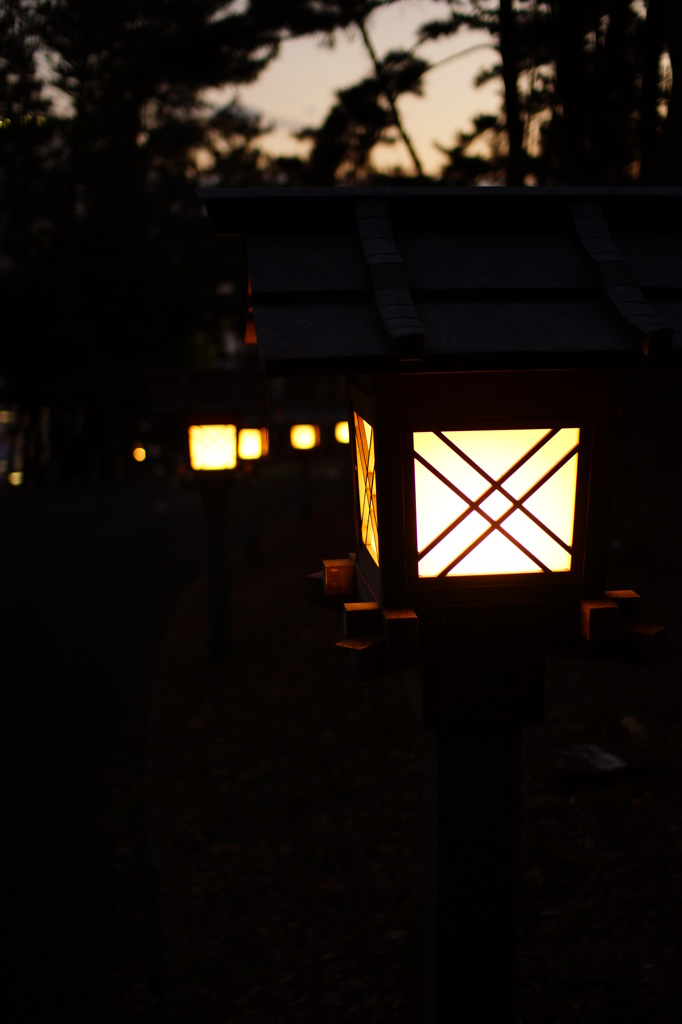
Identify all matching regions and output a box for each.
[187,420,349,471]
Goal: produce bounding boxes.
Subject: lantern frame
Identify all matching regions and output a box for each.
[348,367,618,647]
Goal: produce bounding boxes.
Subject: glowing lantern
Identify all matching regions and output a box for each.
[200,185,678,1024]
[290,424,320,450]
[238,427,268,460]
[133,446,146,463]
[188,424,237,471]
[334,420,350,444]
[346,368,613,650]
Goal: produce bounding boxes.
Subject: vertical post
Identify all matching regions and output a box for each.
[422,654,535,1022]
[197,473,232,661]
[299,449,312,522]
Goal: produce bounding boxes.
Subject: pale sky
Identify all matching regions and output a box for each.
[203,0,500,176]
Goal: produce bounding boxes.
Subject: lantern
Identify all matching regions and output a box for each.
[334,420,350,444]
[199,185,680,1024]
[188,423,237,471]
[345,367,616,652]
[289,423,320,450]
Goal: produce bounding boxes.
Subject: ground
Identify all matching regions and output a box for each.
[4,368,681,1022]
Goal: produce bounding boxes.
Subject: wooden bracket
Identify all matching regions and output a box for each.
[344,601,382,638]
[323,557,356,596]
[580,598,620,642]
[604,589,641,623]
[383,608,419,654]
[574,590,666,665]
[335,635,386,680]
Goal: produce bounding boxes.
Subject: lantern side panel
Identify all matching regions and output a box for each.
[413,426,580,578]
[354,412,379,566]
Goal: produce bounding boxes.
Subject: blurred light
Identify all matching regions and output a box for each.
[133,446,146,462]
[36,115,46,126]
[238,427,268,460]
[189,424,237,470]
[8,471,23,486]
[334,421,349,444]
[290,424,320,450]
[0,409,14,424]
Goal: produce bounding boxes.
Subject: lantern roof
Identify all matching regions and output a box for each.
[198,186,682,375]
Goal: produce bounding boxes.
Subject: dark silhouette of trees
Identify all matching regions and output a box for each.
[2,1,679,479]
[430,1,678,186]
[1,1,283,478]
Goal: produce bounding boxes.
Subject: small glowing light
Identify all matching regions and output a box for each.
[188,424,237,470]
[0,409,14,424]
[8,471,23,486]
[334,421,350,444]
[290,424,320,450]
[133,447,146,462]
[238,428,267,460]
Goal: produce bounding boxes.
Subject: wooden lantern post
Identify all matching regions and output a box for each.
[199,186,681,1020]
[148,367,270,662]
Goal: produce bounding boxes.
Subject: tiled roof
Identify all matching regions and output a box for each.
[199,186,682,374]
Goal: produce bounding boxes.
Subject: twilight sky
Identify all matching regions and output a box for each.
[203,1,499,176]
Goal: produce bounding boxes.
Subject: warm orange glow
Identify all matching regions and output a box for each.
[188,424,237,470]
[290,424,320,450]
[354,413,379,565]
[334,420,350,444]
[238,428,268,460]
[413,427,579,577]
[8,471,23,486]
[133,447,146,463]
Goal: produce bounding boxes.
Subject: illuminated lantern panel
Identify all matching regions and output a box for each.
[238,427,268,460]
[133,447,146,463]
[413,427,580,577]
[354,412,379,566]
[334,420,350,444]
[290,424,320,450]
[188,424,237,470]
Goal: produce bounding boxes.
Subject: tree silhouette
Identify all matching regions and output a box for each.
[430,1,678,185]
[1,0,284,478]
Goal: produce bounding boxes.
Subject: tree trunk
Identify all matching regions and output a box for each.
[552,0,588,183]
[640,0,664,183]
[498,0,524,184]
[657,0,682,183]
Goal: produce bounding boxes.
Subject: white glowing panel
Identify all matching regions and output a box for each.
[413,428,579,577]
[290,424,320,450]
[238,428,268,460]
[188,424,237,470]
[334,420,350,444]
[354,412,379,566]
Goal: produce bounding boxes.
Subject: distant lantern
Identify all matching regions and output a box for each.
[334,420,350,444]
[132,446,146,463]
[238,427,268,460]
[188,424,237,471]
[290,424,320,450]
